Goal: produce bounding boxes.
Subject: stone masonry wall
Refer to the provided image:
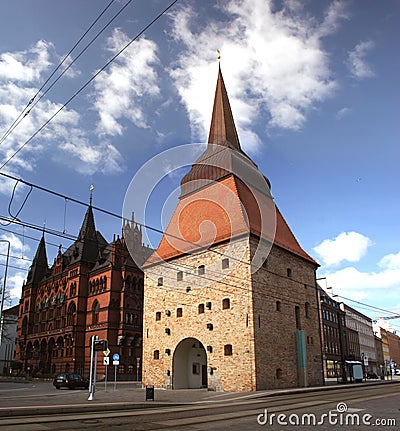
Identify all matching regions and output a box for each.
[250,237,324,389]
[142,237,257,392]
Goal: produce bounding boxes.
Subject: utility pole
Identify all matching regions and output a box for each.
[0,240,10,351]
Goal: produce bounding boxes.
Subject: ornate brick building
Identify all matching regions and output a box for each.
[16,207,150,379]
[142,66,324,392]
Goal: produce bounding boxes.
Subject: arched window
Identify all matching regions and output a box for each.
[21,316,28,335]
[67,302,76,326]
[92,301,100,325]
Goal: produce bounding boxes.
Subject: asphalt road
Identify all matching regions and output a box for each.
[0,380,399,430]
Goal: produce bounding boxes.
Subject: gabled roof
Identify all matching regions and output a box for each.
[145,65,317,267]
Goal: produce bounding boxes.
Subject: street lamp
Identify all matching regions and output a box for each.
[0,239,10,350]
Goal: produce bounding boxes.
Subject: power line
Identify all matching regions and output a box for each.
[0,0,118,147]
[0,0,180,170]
[1,171,399,322]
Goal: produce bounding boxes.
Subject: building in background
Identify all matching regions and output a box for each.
[341,304,377,375]
[317,286,347,381]
[15,207,151,379]
[0,305,19,374]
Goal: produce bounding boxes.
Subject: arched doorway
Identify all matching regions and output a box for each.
[173,338,207,389]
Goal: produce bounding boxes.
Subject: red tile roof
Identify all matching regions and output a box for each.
[144,66,317,267]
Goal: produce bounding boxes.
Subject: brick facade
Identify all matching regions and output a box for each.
[16,208,149,379]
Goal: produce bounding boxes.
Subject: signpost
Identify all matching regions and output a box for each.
[103,349,110,392]
[113,353,119,391]
[88,337,108,401]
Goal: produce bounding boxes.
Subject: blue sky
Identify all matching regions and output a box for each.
[0,0,399,327]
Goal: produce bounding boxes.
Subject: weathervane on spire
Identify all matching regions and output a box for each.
[217,49,221,62]
[89,184,94,205]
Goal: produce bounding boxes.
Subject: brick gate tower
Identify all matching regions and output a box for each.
[142,66,323,392]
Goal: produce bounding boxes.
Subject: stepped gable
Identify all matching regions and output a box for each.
[145,65,316,267]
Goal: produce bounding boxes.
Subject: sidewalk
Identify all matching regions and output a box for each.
[0,377,398,418]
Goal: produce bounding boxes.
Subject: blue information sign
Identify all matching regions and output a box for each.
[113,353,120,361]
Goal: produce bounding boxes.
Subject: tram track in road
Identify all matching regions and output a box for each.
[0,383,399,430]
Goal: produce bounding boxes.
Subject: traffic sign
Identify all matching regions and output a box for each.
[113,360,119,366]
[103,348,110,357]
[103,357,109,366]
[113,353,120,361]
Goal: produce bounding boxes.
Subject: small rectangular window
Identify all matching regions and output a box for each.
[155,311,161,321]
[206,301,212,310]
[224,344,233,356]
[177,271,183,281]
[157,277,163,286]
[287,268,292,278]
[198,304,205,314]
[222,258,229,269]
[222,298,230,310]
[276,301,281,312]
[177,308,183,317]
[198,265,205,275]
[153,350,159,360]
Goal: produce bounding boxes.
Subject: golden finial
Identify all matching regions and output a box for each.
[217,49,221,61]
[89,184,94,205]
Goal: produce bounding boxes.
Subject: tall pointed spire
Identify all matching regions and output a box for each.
[78,204,97,241]
[27,233,48,284]
[207,64,241,151]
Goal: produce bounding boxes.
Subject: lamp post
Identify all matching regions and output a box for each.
[0,240,10,350]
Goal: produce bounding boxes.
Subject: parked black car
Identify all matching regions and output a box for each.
[53,373,89,389]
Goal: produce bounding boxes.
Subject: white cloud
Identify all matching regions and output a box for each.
[168,0,347,152]
[378,251,400,270]
[59,138,124,175]
[336,107,350,119]
[313,231,372,266]
[0,234,30,301]
[0,40,53,82]
[319,263,400,315]
[7,272,27,301]
[0,232,30,256]
[347,40,375,79]
[93,29,160,136]
[0,40,83,175]
[0,38,126,179]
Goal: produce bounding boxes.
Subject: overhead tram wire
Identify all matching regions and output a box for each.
[0,170,253,269]
[2,209,400,323]
[0,0,117,147]
[0,210,391,321]
[0,0,180,170]
[2,181,398,319]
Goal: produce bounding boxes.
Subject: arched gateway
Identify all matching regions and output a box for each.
[173,338,207,389]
